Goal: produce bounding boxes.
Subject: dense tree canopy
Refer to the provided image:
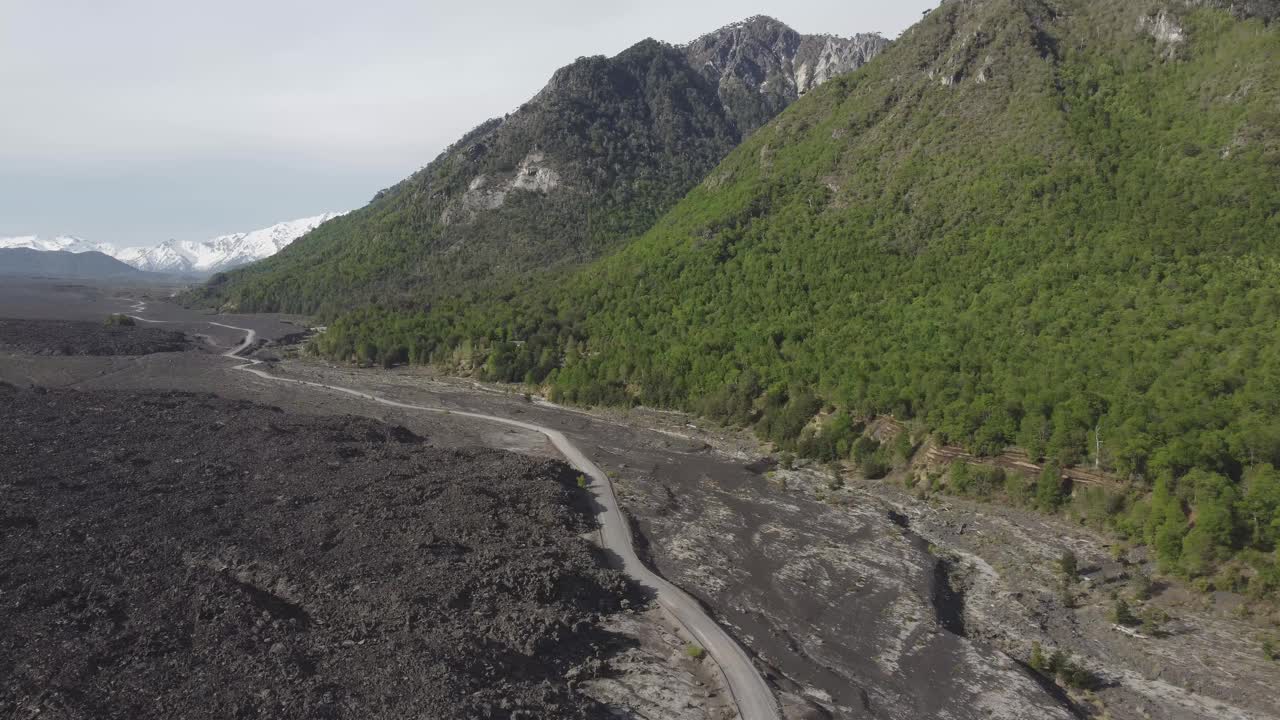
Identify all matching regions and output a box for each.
[222,0,1280,587]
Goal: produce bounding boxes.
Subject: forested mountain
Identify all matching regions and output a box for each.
[193,17,886,316]
[312,0,1280,584]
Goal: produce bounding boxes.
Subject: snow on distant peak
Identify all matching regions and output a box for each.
[1,212,345,276]
[124,212,345,274]
[0,235,116,256]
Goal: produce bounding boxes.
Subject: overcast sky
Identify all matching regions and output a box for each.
[0,0,934,246]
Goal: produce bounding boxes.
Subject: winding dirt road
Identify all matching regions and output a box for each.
[127,305,781,720]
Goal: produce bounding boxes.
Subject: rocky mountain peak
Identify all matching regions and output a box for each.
[199,16,889,312]
[682,16,889,132]
[684,14,800,51]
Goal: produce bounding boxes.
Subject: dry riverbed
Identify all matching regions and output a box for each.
[0,281,1275,719]
[337,364,1280,720]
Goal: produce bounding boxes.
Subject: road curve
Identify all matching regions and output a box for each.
[127,305,781,720]
[209,321,256,357]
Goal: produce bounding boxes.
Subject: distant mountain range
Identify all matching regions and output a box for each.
[0,248,148,280]
[0,213,344,276]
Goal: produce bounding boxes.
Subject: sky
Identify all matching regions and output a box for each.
[0,0,935,246]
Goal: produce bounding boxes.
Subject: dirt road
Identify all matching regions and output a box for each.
[154,314,782,720]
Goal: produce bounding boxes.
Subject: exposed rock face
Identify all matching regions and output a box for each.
[201,17,888,312]
[683,15,889,131]
[1139,8,1186,44]
[1139,7,1187,59]
[439,18,887,229]
[444,152,563,226]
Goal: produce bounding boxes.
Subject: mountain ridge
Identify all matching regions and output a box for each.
[0,213,344,276]
[0,235,117,256]
[0,248,150,279]
[120,212,346,274]
[192,17,889,314]
[307,0,1280,582]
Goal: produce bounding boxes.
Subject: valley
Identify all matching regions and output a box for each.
[3,280,1277,719]
[6,0,1280,717]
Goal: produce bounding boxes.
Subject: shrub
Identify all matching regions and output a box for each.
[1029,641,1047,672]
[1140,606,1169,635]
[104,314,135,327]
[892,430,916,462]
[862,455,891,480]
[827,463,845,490]
[1131,573,1153,601]
[1005,472,1031,506]
[1036,463,1067,511]
[1110,598,1138,626]
[1056,656,1098,690]
[1037,648,1098,690]
[1058,550,1078,579]
[684,643,706,660]
[851,435,881,464]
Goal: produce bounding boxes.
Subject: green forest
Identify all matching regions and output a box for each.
[207,0,1280,592]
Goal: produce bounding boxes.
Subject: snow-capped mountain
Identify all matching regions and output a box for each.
[0,213,344,276]
[0,235,118,256]
[116,213,345,274]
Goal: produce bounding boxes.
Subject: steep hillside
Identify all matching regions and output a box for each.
[196,17,887,315]
[316,0,1280,582]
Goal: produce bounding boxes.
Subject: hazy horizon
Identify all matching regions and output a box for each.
[1,1,934,247]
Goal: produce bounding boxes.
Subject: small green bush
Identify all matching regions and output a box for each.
[1131,573,1153,601]
[1029,641,1047,672]
[105,314,135,327]
[892,431,916,462]
[1110,598,1138,626]
[1140,606,1169,635]
[684,643,706,660]
[1056,656,1098,690]
[862,456,891,480]
[1058,550,1078,579]
[1036,648,1098,690]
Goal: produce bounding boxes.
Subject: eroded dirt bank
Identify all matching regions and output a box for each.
[0,385,636,719]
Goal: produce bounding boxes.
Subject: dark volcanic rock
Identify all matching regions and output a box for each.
[0,388,633,720]
[0,317,190,356]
